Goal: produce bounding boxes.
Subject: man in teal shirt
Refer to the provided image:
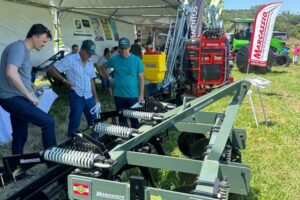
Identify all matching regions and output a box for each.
[98,37,144,128]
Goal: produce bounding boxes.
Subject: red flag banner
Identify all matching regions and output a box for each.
[73,183,90,196]
[248,2,282,66]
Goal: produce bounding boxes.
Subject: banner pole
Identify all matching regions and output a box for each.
[247,63,250,74]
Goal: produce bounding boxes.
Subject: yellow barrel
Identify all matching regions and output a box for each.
[142,51,167,83]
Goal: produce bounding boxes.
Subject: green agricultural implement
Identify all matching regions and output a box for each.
[229,18,290,73]
[2,80,252,200]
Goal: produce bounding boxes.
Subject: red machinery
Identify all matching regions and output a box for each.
[184,33,234,96]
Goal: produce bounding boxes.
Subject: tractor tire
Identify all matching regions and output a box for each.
[236,45,254,73]
[236,45,274,74]
[177,132,208,159]
[275,54,291,67]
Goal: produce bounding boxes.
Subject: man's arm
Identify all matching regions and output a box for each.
[138,73,144,101]
[91,79,100,103]
[6,64,38,105]
[47,65,73,89]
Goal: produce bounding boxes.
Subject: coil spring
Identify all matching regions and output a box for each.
[123,110,154,120]
[225,145,232,162]
[93,122,137,138]
[225,132,233,161]
[71,139,99,152]
[43,147,99,169]
[218,178,230,200]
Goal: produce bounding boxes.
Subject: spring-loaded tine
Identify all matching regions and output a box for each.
[94,122,138,138]
[43,147,102,169]
[132,129,139,133]
[152,114,164,120]
[94,162,112,168]
[131,133,139,137]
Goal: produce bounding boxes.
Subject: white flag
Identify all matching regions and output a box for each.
[248,2,282,67]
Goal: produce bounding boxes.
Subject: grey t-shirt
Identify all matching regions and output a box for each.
[0,40,32,99]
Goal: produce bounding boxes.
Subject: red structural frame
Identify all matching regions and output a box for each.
[185,34,234,96]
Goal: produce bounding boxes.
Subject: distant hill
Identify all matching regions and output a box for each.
[223,5,300,38]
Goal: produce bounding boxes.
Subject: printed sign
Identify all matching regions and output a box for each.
[248,2,282,66]
[73,18,92,36]
[100,17,113,40]
[109,20,120,41]
[89,16,104,41]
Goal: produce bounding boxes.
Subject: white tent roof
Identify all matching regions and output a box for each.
[8,0,193,25]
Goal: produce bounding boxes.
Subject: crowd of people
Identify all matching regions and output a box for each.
[0,23,147,163]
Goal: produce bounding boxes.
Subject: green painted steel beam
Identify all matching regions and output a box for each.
[110,80,250,171]
[126,151,250,195]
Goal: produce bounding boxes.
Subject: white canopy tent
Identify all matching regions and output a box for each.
[1,0,193,65]
[8,0,191,25]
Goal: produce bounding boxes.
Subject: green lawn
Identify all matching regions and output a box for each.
[153,64,300,199]
[231,64,300,200]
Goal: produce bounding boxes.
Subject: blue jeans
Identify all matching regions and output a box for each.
[114,96,139,128]
[68,90,96,137]
[0,96,56,155]
[100,75,111,88]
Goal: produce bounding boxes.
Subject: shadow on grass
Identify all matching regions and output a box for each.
[263,92,283,97]
[270,70,289,74]
[230,187,260,200]
[258,120,276,127]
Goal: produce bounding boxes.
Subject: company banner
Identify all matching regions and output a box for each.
[89,16,104,41]
[248,2,282,66]
[100,17,113,40]
[109,20,120,41]
[189,0,205,38]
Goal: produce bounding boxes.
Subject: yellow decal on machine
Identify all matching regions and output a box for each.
[150,194,163,200]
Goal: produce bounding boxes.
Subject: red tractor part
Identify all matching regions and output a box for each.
[183,34,233,96]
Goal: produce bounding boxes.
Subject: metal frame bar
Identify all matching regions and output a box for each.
[95,80,251,199]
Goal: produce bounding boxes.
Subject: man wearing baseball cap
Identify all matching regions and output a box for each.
[48,40,101,138]
[97,37,144,128]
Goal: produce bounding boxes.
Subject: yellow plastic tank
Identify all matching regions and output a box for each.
[142,51,167,83]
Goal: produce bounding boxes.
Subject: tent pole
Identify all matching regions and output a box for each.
[53,8,59,53]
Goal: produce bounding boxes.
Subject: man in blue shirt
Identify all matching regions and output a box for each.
[48,40,101,137]
[98,37,144,128]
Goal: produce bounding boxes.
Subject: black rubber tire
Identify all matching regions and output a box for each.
[177,132,208,158]
[236,45,274,74]
[275,54,291,67]
[236,45,254,73]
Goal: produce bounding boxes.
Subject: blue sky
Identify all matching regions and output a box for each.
[224,0,299,13]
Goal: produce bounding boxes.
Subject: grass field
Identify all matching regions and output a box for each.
[153,63,300,200]
[231,63,300,200]
[0,63,299,199]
